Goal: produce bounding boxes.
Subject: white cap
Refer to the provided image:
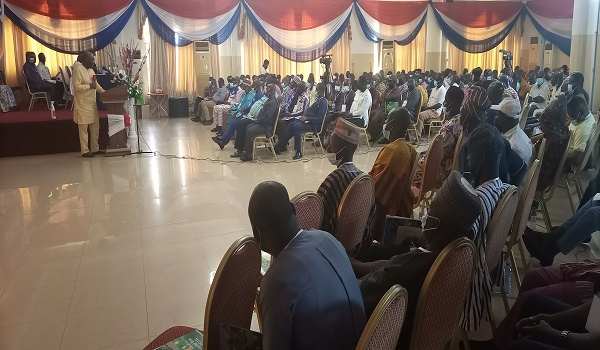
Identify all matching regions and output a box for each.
[491,97,521,118]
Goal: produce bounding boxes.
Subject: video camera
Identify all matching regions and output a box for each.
[499,49,513,75]
[319,54,332,66]
[319,54,333,85]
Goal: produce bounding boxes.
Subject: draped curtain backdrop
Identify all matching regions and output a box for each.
[394,22,427,72]
[525,0,573,55]
[242,0,352,62]
[4,0,136,53]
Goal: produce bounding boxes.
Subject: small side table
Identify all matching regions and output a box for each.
[147,93,168,118]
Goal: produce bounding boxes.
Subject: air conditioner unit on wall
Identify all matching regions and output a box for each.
[381,40,395,73]
[194,41,212,95]
[528,37,540,71]
[543,42,553,69]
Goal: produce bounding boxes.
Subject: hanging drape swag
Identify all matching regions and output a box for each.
[525,0,573,55]
[4,0,136,54]
[354,0,428,45]
[431,2,523,54]
[4,0,575,58]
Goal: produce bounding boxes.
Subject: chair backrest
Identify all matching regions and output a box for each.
[408,150,420,187]
[451,132,464,172]
[58,67,71,94]
[269,105,281,140]
[335,174,375,255]
[22,71,33,94]
[356,284,408,350]
[291,191,324,230]
[519,93,530,130]
[203,236,262,350]
[574,122,600,174]
[536,137,547,161]
[539,132,571,196]
[485,186,519,272]
[409,238,475,350]
[420,134,445,195]
[509,160,541,249]
[66,65,72,79]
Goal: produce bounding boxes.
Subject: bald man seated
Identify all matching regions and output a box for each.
[250,181,366,350]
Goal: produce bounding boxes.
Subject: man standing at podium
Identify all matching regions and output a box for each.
[73,51,105,158]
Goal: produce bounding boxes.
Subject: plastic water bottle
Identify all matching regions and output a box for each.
[50,101,56,119]
[503,260,512,296]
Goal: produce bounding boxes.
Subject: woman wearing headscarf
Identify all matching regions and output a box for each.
[413,86,465,187]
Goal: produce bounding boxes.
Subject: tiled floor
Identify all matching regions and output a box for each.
[0,117,597,349]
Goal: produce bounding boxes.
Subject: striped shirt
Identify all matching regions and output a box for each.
[460,178,510,331]
[317,163,374,253]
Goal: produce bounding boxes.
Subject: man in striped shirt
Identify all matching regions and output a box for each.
[317,118,374,254]
[460,123,511,332]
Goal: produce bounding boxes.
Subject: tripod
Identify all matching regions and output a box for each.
[124,106,154,156]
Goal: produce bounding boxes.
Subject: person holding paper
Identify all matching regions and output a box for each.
[73,51,105,157]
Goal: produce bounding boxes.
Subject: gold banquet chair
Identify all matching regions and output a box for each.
[506,159,541,289]
[407,95,423,144]
[485,186,519,318]
[356,284,408,350]
[291,191,324,230]
[301,112,327,155]
[252,105,280,161]
[335,174,375,256]
[203,236,262,350]
[412,134,444,216]
[409,238,476,350]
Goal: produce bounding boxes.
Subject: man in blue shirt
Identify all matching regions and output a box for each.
[249,181,366,350]
[275,83,328,160]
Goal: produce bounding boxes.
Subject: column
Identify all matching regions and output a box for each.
[570,0,600,111]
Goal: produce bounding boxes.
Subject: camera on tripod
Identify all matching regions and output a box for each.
[320,54,333,84]
[319,54,332,66]
[499,49,513,75]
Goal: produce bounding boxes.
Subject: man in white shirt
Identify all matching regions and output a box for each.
[493,97,534,165]
[260,59,269,75]
[567,96,596,166]
[528,71,550,113]
[36,53,57,84]
[341,76,372,128]
[416,73,446,137]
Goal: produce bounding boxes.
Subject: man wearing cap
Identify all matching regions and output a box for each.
[354,171,484,349]
[211,76,244,133]
[369,108,417,240]
[275,83,327,160]
[493,97,534,165]
[318,118,375,254]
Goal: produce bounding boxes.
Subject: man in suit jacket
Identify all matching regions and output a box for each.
[238,84,279,162]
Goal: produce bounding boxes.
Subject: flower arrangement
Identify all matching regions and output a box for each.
[112,40,149,104]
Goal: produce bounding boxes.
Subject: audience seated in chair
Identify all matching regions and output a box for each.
[229,84,279,162]
[369,108,417,241]
[493,96,535,165]
[352,171,483,349]
[367,77,402,142]
[496,261,600,348]
[566,96,596,169]
[317,118,375,253]
[193,77,229,124]
[413,86,465,187]
[502,278,600,350]
[23,51,59,103]
[274,83,327,160]
[249,181,366,350]
[460,123,512,332]
[211,76,244,132]
[415,73,447,138]
[321,79,356,143]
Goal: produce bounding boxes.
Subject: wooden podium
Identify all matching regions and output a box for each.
[99,84,131,156]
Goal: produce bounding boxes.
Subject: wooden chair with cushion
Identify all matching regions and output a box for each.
[506,159,541,289]
[291,191,324,230]
[252,106,280,161]
[485,186,518,317]
[560,123,600,212]
[203,236,262,350]
[534,132,571,232]
[23,71,50,111]
[335,173,375,256]
[412,134,444,216]
[409,238,476,350]
[356,284,408,350]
